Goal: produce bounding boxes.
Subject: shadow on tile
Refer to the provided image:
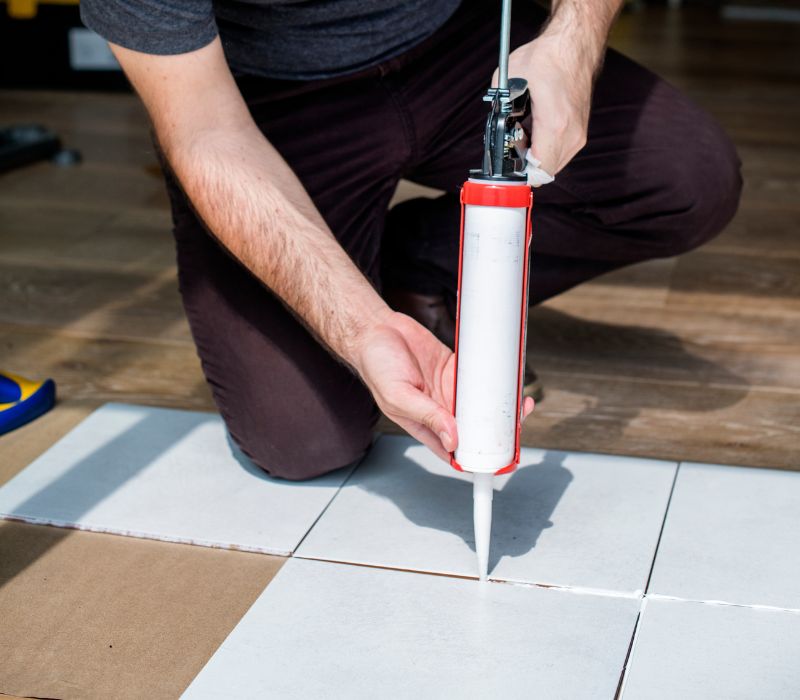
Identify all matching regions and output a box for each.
[359,450,573,572]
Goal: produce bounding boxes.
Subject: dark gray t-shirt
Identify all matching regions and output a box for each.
[80,0,462,80]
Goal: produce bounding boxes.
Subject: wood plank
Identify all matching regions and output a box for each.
[704,205,800,258]
[518,375,799,471]
[0,160,168,212]
[0,203,175,273]
[0,323,212,414]
[667,249,800,312]
[0,263,191,343]
[527,305,800,392]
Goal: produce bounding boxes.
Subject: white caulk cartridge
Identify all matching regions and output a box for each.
[450,177,533,581]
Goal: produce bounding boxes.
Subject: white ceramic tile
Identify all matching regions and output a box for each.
[0,403,352,555]
[183,557,640,699]
[649,462,800,609]
[621,598,800,700]
[296,435,676,591]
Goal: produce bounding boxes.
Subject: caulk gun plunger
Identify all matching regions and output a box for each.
[497,0,512,90]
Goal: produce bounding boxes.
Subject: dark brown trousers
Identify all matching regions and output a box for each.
[164,1,742,480]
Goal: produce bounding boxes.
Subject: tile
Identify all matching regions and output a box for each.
[297,435,676,591]
[0,403,352,555]
[183,558,640,699]
[648,462,800,608]
[621,598,800,699]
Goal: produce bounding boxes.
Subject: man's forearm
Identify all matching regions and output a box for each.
[542,0,624,76]
[167,125,391,369]
[110,39,392,373]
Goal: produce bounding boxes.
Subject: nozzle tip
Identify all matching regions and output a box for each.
[473,473,494,582]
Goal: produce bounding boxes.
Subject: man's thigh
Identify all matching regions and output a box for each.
[236,71,410,280]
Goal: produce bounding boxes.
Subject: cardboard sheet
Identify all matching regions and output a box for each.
[183,558,640,699]
[0,398,96,488]
[649,462,800,608]
[621,598,800,699]
[297,435,676,591]
[0,521,284,699]
[0,403,354,555]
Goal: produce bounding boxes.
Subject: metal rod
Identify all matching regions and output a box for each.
[498,0,512,90]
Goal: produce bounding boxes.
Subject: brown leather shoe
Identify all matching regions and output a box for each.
[384,288,544,403]
[522,366,544,403]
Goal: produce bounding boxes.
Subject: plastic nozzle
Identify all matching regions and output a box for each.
[473,473,494,581]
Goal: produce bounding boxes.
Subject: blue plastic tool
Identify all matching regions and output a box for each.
[0,371,56,435]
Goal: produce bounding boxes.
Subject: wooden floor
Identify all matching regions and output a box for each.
[1,6,798,472]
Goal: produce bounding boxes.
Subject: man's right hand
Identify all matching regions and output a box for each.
[353,311,535,462]
[353,311,459,462]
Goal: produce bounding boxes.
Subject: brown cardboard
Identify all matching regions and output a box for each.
[0,521,284,698]
[0,399,97,488]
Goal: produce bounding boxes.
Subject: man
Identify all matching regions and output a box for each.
[81,0,741,480]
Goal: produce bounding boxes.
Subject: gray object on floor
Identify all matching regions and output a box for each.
[182,557,641,699]
[0,403,354,555]
[648,462,800,609]
[297,435,676,591]
[621,598,800,699]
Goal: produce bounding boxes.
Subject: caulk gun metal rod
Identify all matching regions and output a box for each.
[497,0,512,90]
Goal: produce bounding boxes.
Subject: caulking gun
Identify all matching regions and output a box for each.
[448,0,533,581]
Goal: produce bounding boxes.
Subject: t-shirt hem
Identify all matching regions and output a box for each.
[80,4,219,56]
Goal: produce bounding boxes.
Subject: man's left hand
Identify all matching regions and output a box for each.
[492,1,622,177]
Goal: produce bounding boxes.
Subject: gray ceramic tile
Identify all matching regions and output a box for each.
[183,558,640,699]
[0,403,352,554]
[296,435,676,591]
[621,598,800,699]
[649,462,800,608]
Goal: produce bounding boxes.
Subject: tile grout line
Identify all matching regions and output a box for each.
[614,597,649,700]
[493,579,642,600]
[294,551,646,601]
[642,461,681,595]
[288,435,379,557]
[614,461,681,698]
[646,593,800,615]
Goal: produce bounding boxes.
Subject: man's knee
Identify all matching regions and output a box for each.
[654,111,743,257]
[227,413,374,482]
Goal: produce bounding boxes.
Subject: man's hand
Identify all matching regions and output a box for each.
[494,0,623,176]
[353,311,535,462]
[355,311,457,461]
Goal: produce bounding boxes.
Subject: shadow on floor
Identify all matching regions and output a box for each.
[359,449,573,575]
[527,307,750,446]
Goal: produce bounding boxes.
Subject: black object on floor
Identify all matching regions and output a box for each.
[0,124,81,173]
